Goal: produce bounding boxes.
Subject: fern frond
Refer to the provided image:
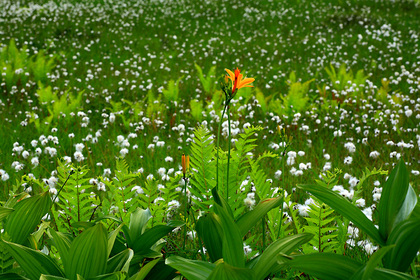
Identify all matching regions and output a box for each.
[189,126,216,210]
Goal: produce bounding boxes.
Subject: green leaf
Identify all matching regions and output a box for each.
[0,273,30,280]
[40,275,69,280]
[372,268,417,280]
[195,213,223,263]
[378,160,409,240]
[132,221,183,254]
[128,258,160,280]
[0,207,14,222]
[350,245,395,280]
[48,229,72,270]
[393,185,417,230]
[108,223,125,258]
[214,203,244,268]
[207,261,254,280]
[106,249,133,273]
[165,255,214,280]
[2,240,64,280]
[236,197,282,237]
[5,191,52,244]
[383,218,420,272]
[88,272,125,280]
[298,184,385,246]
[252,233,313,280]
[128,208,152,246]
[286,253,361,280]
[66,223,108,280]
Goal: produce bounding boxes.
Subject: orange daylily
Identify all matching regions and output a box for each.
[182,154,189,176]
[225,68,255,94]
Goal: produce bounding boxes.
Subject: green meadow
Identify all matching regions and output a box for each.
[0,0,419,279]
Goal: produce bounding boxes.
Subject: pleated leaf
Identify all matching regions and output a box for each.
[128,208,151,246]
[285,253,361,280]
[350,245,395,280]
[298,184,385,246]
[2,240,64,280]
[106,249,133,273]
[0,207,14,222]
[5,191,52,244]
[132,221,183,254]
[215,203,244,268]
[40,276,69,280]
[165,255,214,280]
[66,223,108,280]
[0,273,30,280]
[207,261,254,280]
[378,160,409,241]
[236,197,282,237]
[48,230,72,270]
[128,258,160,280]
[383,218,420,272]
[195,213,223,262]
[252,233,313,280]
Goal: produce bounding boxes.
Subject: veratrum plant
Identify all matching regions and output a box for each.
[269,71,314,120]
[166,188,313,280]
[299,160,420,273]
[0,39,56,94]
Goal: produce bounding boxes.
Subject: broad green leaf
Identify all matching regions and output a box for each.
[88,272,125,280]
[383,218,420,272]
[0,273,30,280]
[350,245,395,280]
[128,258,160,280]
[393,185,417,230]
[207,261,254,280]
[372,268,417,280]
[298,184,385,246]
[128,208,152,246]
[132,221,183,254]
[106,249,133,273]
[48,229,72,270]
[40,275,69,280]
[2,240,64,280]
[108,223,125,258]
[236,197,282,237]
[378,160,409,240]
[286,253,361,280]
[0,207,14,222]
[165,255,214,280]
[72,222,95,230]
[195,213,223,262]
[253,233,313,280]
[5,191,52,244]
[215,203,245,268]
[66,223,108,280]
[30,221,50,249]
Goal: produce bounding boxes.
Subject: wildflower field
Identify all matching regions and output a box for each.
[0,0,420,279]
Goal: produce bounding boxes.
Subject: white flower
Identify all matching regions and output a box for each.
[165,156,173,162]
[344,142,356,153]
[298,204,310,217]
[75,143,84,152]
[22,151,30,159]
[274,170,282,179]
[120,148,129,157]
[344,156,353,165]
[369,151,380,159]
[243,244,252,256]
[74,151,85,162]
[355,198,366,208]
[244,197,255,209]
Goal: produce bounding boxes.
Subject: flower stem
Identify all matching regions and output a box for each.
[216,102,228,192]
[183,177,188,252]
[277,154,286,239]
[226,104,231,204]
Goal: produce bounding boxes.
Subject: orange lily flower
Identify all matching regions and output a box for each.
[225,68,255,95]
[182,154,189,176]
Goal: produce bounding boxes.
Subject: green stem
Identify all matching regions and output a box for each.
[216,102,228,192]
[183,177,188,252]
[226,104,231,203]
[277,154,286,239]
